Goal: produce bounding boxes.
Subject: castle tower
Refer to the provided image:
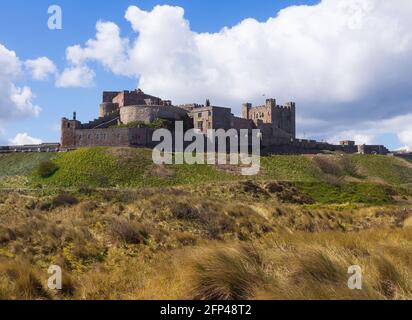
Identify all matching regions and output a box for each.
[99,102,118,118]
[242,103,252,119]
[61,112,81,148]
[265,98,276,109]
[285,102,296,138]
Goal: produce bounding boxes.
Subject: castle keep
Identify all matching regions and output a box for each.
[60,89,389,155]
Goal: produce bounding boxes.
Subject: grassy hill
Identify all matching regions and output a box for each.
[0,147,411,205]
[0,148,412,300]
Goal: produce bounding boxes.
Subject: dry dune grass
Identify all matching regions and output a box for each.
[0,188,411,300]
[179,229,412,300]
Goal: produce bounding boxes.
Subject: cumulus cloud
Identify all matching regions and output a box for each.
[56,65,95,88]
[66,21,131,75]
[61,0,412,148]
[25,57,57,80]
[0,44,42,121]
[326,113,412,149]
[9,132,42,146]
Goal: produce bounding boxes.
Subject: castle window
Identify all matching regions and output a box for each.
[67,123,71,128]
[197,121,204,131]
[198,113,202,118]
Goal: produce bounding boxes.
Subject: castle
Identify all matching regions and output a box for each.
[60,89,389,155]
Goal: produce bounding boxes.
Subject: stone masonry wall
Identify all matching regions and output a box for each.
[74,127,155,148]
[120,105,188,124]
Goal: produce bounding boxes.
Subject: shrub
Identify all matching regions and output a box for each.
[340,157,361,178]
[0,259,50,300]
[109,218,149,245]
[52,193,79,208]
[239,181,268,197]
[296,249,346,284]
[0,226,16,244]
[37,160,59,178]
[171,203,201,220]
[175,232,197,246]
[313,156,343,177]
[374,256,411,299]
[189,245,267,300]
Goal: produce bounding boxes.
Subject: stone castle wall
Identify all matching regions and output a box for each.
[120,105,188,124]
[74,127,155,148]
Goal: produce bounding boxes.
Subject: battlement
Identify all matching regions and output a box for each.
[102,89,172,108]
[242,98,296,138]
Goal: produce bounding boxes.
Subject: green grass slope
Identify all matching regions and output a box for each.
[0,153,56,177]
[0,148,411,205]
[31,147,238,188]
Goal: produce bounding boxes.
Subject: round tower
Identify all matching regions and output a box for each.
[99,102,118,118]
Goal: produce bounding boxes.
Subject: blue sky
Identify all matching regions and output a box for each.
[0,0,410,150]
[0,0,318,143]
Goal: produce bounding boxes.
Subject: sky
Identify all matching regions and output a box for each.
[0,0,411,150]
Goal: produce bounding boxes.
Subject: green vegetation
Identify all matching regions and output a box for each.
[0,148,411,206]
[37,160,59,178]
[350,155,412,185]
[114,119,173,130]
[297,182,396,205]
[0,153,55,177]
[261,155,320,181]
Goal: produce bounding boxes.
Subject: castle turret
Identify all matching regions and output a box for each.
[285,102,296,138]
[266,98,276,109]
[99,102,118,118]
[242,103,252,119]
[61,112,81,148]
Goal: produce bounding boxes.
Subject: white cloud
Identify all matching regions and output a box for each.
[326,113,412,150]
[0,44,42,121]
[10,85,41,116]
[61,1,412,147]
[398,127,412,150]
[9,132,42,146]
[25,57,57,81]
[56,65,95,88]
[66,21,131,76]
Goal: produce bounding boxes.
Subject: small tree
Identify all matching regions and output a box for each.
[37,160,59,178]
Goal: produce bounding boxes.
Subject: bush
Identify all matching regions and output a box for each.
[189,245,267,300]
[0,226,16,244]
[171,203,201,220]
[109,218,149,245]
[313,156,343,177]
[0,259,50,300]
[340,157,362,178]
[37,160,59,178]
[52,193,79,207]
